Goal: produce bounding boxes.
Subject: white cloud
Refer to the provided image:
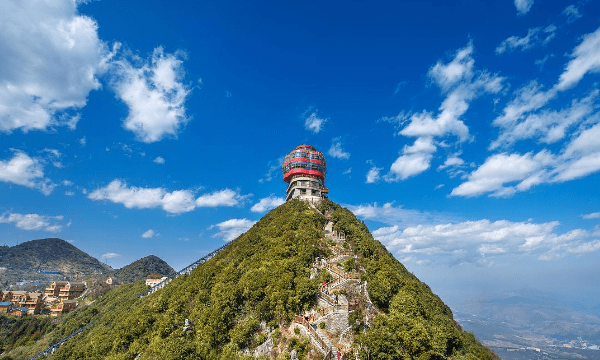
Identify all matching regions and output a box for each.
[88,180,164,209]
[365,162,382,184]
[112,47,191,143]
[89,181,249,214]
[259,157,284,183]
[101,252,120,259]
[43,148,64,168]
[453,121,600,196]
[162,190,196,214]
[304,111,327,133]
[153,156,165,164]
[496,25,556,54]
[0,0,111,133]
[79,136,87,146]
[437,153,465,171]
[492,26,600,146]
[450,151,554,197]
[491,90,598,149]
[328,137,350,160]
[563,5,582,23]
[141,229,156,238]
[251,195,285,213]
[384,42,504,182]
[373,218,600,265]
[348,202,454,228]
[0,151,55,195]
[514,0,534,15]
[428,45,474,92]
[582,212,600,220]
[195,188,246,207]
[556,26,600,91]
[0,212,64,232]
[387,152,433,182]
[88,180,242,214]
[211,218,256,242]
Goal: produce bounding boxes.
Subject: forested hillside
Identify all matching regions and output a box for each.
[3,200,496,359]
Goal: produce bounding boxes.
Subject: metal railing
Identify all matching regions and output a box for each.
[29,322,95,359]
[138,243,229,298]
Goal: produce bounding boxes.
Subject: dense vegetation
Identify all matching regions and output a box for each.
[3,200,496,359]
[47,200,330,359]
[0,314,55,358]
[111,255,176,284]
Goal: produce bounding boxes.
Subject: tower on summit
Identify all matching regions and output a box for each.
[282,145,329,201]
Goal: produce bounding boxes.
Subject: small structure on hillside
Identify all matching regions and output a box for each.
[282,145,328,202]
[145,276,168,287]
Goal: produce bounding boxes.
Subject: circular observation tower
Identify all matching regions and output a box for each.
[282,145,329,201]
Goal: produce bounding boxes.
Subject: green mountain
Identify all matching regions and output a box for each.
[111,255,176,284]
[0,238,110,274]
[5,200,497,360]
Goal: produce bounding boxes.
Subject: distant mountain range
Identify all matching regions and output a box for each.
[0,238,174,286]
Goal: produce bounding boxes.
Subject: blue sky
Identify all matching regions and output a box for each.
[2,0,600,308]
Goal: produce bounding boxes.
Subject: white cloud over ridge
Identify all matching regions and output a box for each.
[251,195,284,213]
[211,218,256,242]
[88,180,246,214]
[0,212,64,233]
[350,202,600,264]
[0,151,56,195]
[113,47,191,143]
[0,0,111,133]
[372,218,600,265]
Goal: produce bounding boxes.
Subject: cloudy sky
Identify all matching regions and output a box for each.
[2,0,600,307]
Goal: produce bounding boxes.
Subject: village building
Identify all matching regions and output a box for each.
[22,292,44,314]
[9,290,28,303]
[44,281,69,301]
[10,307,29,317]
[50,299,77,317]
[58,281,86,301]
[0,301,12,313]
[45,281,86,302]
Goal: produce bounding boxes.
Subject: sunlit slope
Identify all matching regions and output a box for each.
[46,199,496,360]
